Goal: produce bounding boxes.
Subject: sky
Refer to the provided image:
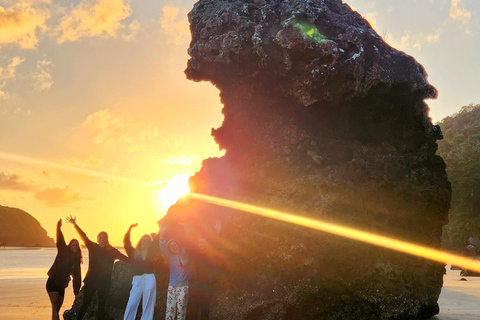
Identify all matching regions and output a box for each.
[0,0,478,245]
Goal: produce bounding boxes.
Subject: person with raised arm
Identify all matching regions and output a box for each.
[123,223,160,320]
[67,215,129,320]
[47,219,82,320]
[159,224,189,320]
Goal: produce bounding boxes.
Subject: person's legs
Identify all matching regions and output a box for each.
[96,283,110,320]
[123,275,143,320]
[165,286,177,320]
[48,291,61,320]
[140,274,156,320]
[176,286,189,320]
[199,289,211,320]
[77,283,96,320]
[186,281,200,320]
[47,277,65,320]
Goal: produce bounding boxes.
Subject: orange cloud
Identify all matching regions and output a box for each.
[449,0,471,33]
[56,0,131,43]
[61,156,104,169]
[0,1,49,49]
[413,28,443,50]
[159,154,202,165]
[0,171,35,191]
[160,5,190,44]
[0,57,25,98]
[31,59,53,91]
[34,186,91,207]
[121,20,140,41]
[364,12,377,29]
[83,109,159,152]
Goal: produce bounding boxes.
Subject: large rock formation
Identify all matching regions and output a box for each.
[166,0,451,319]
[0,205,54,246]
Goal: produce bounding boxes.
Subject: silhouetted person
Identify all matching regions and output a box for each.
[67,215,129,320]
[187,221,221,320]
[47,219,82,320]
[123,223,160,320]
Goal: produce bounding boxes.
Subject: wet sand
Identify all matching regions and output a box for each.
[0,267,478,319]
[431,267,480,320]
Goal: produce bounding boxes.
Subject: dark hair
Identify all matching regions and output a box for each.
[97,231,109,241]
[68,239,83,264]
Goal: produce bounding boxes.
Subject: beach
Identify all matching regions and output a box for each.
[0,278,75,320]
[0,266,479,319]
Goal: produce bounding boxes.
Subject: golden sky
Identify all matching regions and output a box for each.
[0,0,479,245]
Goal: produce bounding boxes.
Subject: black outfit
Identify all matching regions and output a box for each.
[187,250,218,320]
[46,222,81,297]
[123,232,160,275]
[75,225,129,320]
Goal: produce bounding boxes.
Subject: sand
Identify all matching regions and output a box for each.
[0,278,75,320]
[432,267,480,320]
[0,267,479,320]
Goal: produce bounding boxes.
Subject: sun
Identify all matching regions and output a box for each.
[152,174,191,209]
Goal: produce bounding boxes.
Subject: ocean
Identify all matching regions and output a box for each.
[0,247,58,280]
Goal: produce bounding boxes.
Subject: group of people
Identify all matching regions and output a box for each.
[46,215,219,320]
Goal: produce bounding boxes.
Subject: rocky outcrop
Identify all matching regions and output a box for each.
[164,0,451,319]
[0,205,54,247]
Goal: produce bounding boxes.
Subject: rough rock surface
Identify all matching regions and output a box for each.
[171,0,452,319]
[0,205,54,247]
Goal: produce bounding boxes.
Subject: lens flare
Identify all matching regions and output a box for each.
[3,151,479,272]
[0,151,144,186]
[190,192,480,273]
[153,174,190,208]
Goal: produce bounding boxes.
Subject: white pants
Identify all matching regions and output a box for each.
[123,273,157,320]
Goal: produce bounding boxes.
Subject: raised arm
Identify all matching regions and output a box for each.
[56,219,67,250]
[123,223,138,258]
[180,247,188,266]
[158,225,169,260]
[67,215,94,247]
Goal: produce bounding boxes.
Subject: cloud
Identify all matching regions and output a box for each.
[384,28,443,51]
[0,171,35,191]
[121,20,140,41]
[0,56,25,99]
[61,156,104,169]
[34,186,91,207]
[56,0,131,43]
[158,154,202,165]
[83,109,159,152]
[449,0,471,33]
[384,32,411,50]
[412,28,443,50]
[364,12,377,29]
[0,1,50,50]
[160,5,190,44]
[31,59,53,91]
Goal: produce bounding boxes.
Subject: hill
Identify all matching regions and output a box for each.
[437,104,480,250]
[0,205,54,247]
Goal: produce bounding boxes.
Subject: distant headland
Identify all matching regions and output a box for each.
[0,205,54,247]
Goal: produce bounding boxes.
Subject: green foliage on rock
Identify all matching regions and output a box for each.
[438,104,480,250]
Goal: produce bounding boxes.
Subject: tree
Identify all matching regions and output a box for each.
[438,104,480,250]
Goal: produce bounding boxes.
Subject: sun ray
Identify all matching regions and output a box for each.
[2,151,479,272]
[189,192,480,273]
